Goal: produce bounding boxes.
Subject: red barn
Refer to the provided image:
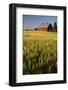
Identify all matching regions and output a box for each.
[35,23,48,32]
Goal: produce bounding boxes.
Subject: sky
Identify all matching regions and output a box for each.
[23,15,57,29]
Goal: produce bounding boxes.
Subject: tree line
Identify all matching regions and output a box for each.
[48,22,57,32]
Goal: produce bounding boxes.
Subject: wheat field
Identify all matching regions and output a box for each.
[23,31,57,75]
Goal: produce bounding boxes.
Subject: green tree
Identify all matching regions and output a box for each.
[54,22,57,32]
[48,24,53,32]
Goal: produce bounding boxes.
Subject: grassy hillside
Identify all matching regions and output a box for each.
[23,31,57,75]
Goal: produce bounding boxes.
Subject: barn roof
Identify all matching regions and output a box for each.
[36,23,48,29]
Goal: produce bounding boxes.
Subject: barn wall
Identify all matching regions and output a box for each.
[37,28,48,31]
